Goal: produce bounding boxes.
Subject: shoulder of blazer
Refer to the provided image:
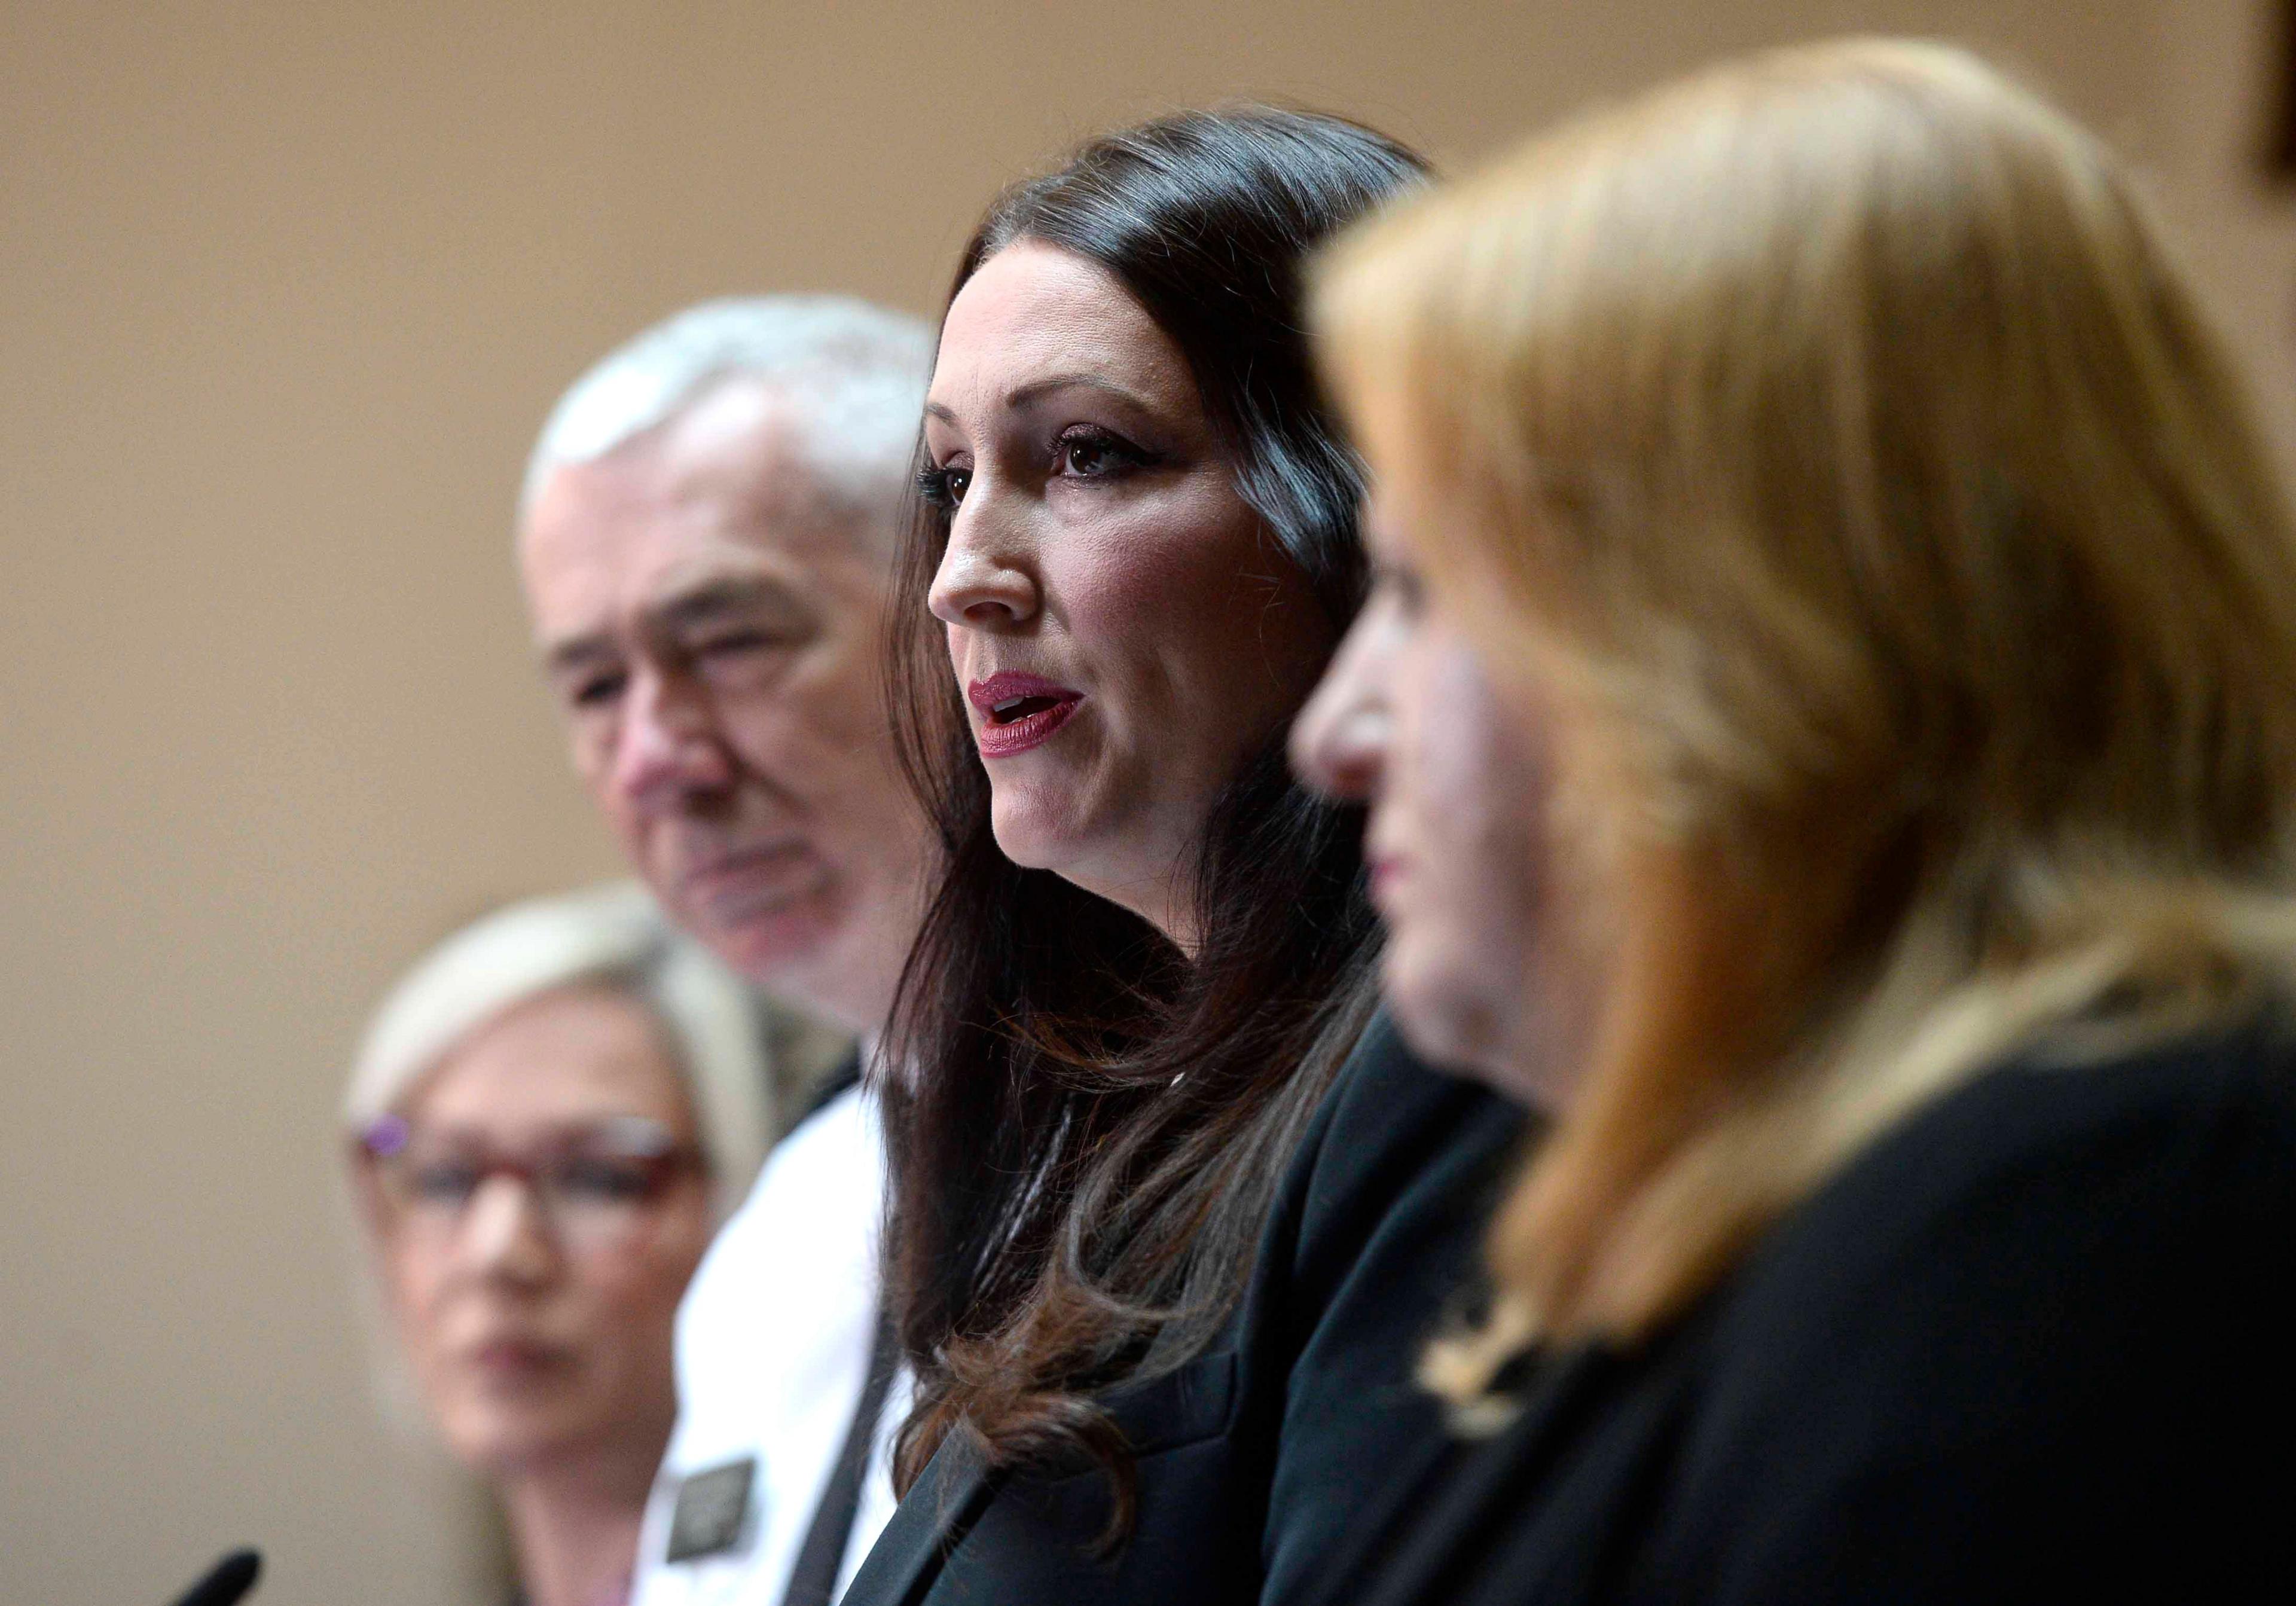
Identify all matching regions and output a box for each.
[1634,1017,2296,1600]
[1711,1013,2296,1357]
[1253,1013,1535,1606]
[1336,1021,2296,1606]
[1253,1010,1534,1338]
[840,1013,1531,1606]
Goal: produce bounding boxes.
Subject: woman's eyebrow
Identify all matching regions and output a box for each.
[925,374,1155,427]
[1003,373,1147,411]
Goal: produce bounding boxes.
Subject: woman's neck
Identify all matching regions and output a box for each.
[1067,847,1203,958]
[499,1449,652,1606]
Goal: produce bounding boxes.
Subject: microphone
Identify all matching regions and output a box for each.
[172,1549,261,1606]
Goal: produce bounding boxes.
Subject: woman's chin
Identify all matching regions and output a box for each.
[436,1386,599,1476]
[987,796,1092,877]
[1385,948,1517,1086]
[452,1416,593,1479]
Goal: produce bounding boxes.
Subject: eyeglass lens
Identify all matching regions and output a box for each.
[367,1116,698,1248]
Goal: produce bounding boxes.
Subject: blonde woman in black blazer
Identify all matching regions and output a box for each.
[1288,38,2296,1605]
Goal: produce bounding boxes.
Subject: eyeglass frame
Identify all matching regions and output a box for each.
[353,1111,710,1254]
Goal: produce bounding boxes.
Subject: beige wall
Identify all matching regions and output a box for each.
[4,2,2288,1601]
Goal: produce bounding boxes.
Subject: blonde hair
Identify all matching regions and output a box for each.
[338,880,849,1463]
[1312,39,2296,1400]
[345,880,816,1225]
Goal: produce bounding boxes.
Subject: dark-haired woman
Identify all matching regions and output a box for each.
[836,111,1526,1606]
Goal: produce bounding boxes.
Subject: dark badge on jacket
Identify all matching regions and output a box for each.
[666,1457,758,1563]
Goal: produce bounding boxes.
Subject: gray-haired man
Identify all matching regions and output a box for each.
[517,298,933,1606]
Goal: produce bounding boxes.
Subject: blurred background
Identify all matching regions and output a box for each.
[4,2,2291,1600]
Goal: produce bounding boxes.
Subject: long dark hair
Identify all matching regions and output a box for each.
[881,108,1430,1529]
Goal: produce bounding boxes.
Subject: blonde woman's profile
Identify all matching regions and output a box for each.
[1292,36,2296,1606]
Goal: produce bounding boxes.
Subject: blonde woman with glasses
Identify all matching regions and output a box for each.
[1289,38,2296,1605]
[345,883,792,1606]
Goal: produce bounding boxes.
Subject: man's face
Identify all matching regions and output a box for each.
[518,378,929,1033]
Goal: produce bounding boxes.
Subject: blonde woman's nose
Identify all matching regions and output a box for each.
[1292,597,1398,802]
[462,1174,559,1283]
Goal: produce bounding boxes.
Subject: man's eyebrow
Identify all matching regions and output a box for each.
[539,576,813,677]
[541,632,618,678]
[653,574,800,630]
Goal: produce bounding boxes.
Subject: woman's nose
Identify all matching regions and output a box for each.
[462,1176,558,1284]
[929,499,1040,630]
[1292,608,1395,802]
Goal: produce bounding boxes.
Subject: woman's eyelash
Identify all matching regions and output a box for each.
[916,431,1157,508]
[1054,425,1158,477]
[917,464,969,509]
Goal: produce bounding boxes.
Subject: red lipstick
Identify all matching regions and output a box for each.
[967,671,1084,758]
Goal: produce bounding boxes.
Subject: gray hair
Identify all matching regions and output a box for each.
[521,295,934,523]
[344,881,777,1223]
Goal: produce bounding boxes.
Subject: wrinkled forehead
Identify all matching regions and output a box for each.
[517,381,874,638]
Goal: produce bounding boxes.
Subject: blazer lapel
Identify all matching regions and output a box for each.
[833,1429,999,1606]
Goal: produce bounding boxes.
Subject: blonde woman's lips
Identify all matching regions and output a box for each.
[468,1336,569,1383]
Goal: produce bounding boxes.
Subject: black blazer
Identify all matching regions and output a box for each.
[1322,1018,2296,1606]
[838,1012,1529,1606]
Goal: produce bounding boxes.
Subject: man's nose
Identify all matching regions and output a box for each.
[610,665,735,810]
[929,493,1040,630]
[1290,616,1393,802]
[462,1176,558,1286]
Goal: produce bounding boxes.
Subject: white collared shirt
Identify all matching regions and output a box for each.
[633,1084,905,1606]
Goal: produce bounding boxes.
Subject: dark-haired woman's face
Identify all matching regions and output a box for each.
[923,241,1335,946]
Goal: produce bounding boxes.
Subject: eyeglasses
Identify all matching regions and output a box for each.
[358,1113,706,1253]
